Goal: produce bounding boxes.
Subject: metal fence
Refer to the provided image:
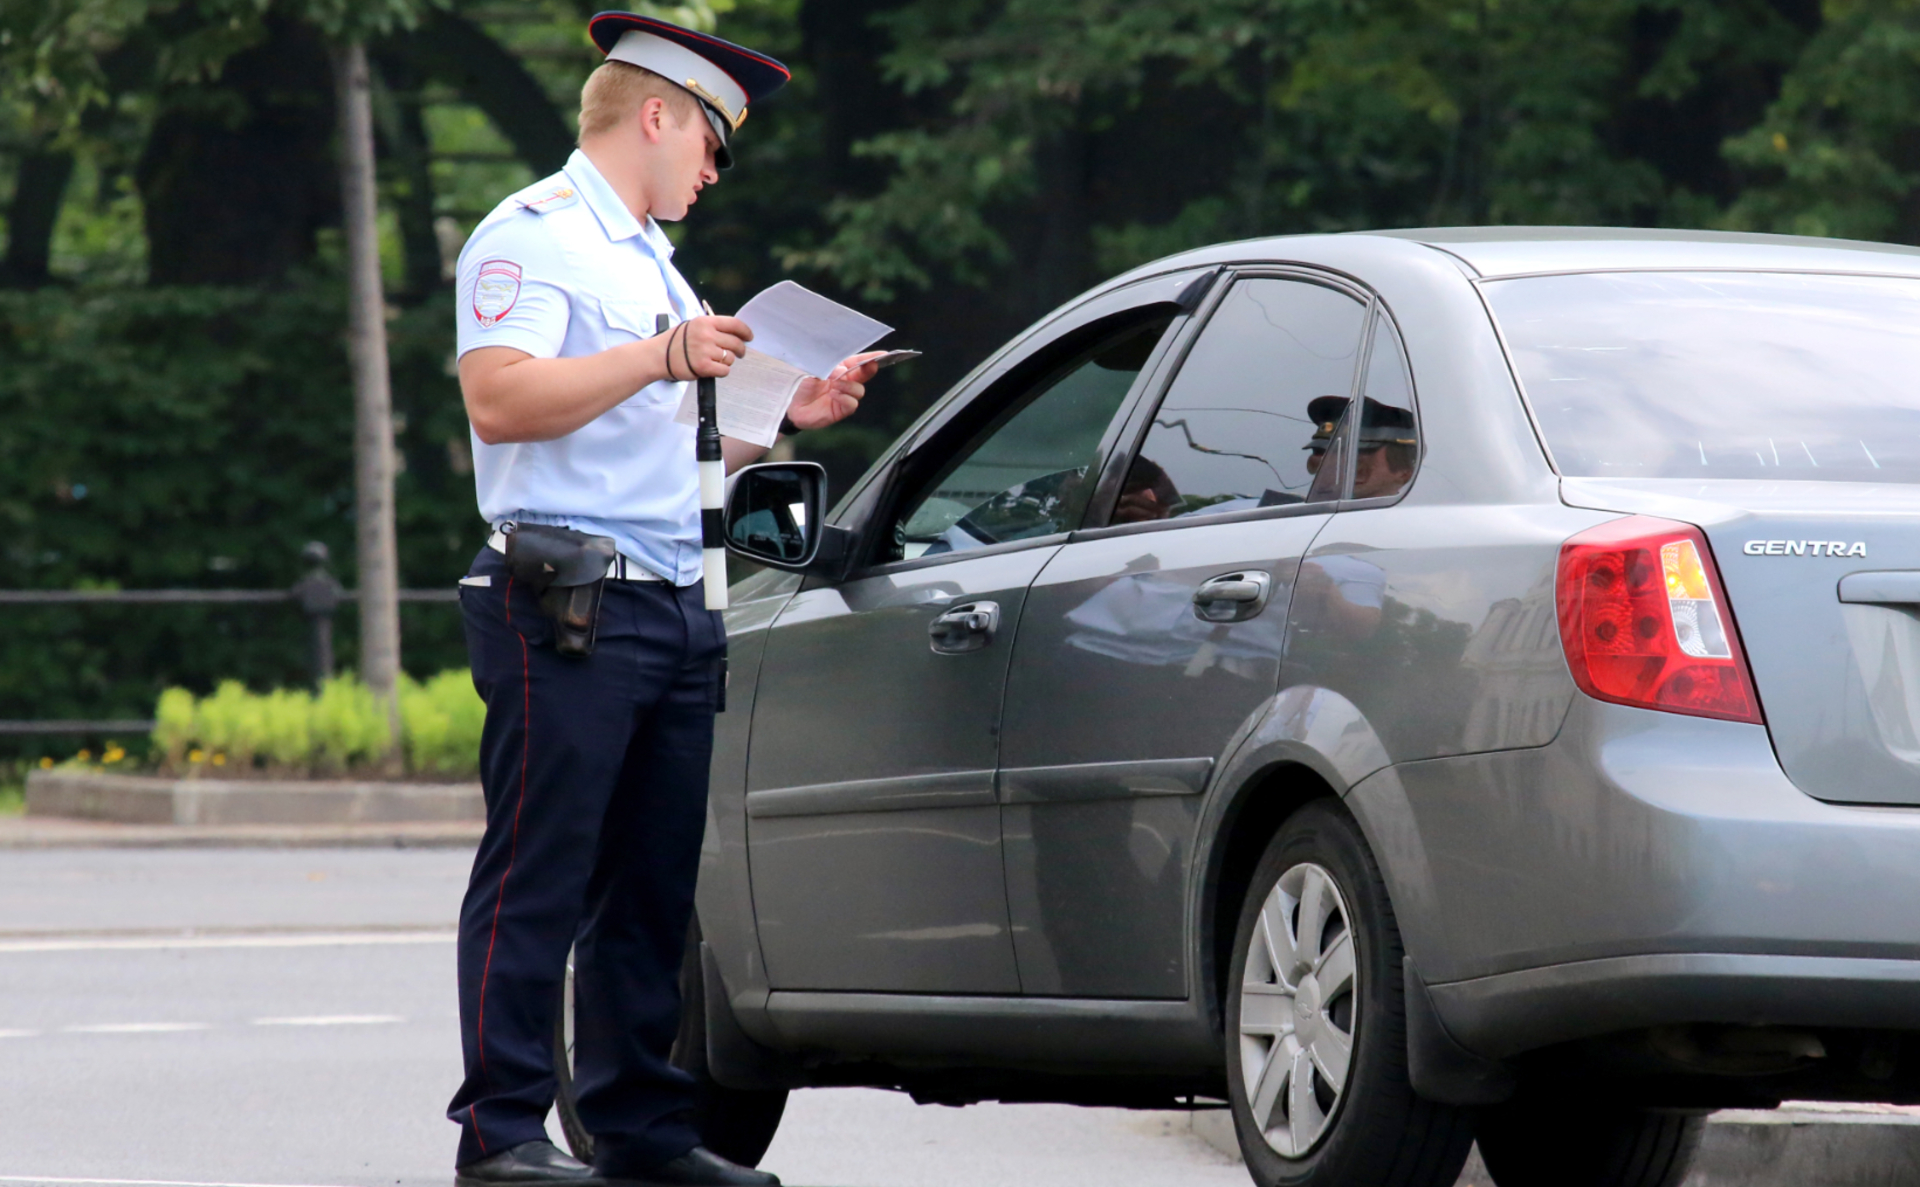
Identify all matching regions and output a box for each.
[0,542,457,737]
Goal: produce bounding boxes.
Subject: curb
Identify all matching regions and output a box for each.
[0,814,482,849]
[1688,1105,1920,1187]
[1186,1105,1920,1186]
[25,769,482,827]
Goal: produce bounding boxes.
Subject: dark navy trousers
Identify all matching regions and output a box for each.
[448,546,724,1173]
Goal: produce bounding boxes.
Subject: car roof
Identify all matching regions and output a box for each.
[1100,226,1920,301]
[1365,225,1920,279]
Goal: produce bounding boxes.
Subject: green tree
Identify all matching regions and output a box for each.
[1724,0,1920,241]
[14,0,1920,748]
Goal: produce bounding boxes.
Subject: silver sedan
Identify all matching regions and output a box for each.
[566,228,1920,1187]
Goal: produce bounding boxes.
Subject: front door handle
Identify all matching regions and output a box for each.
[1193,571,1272,623]
[930,600,1001,654]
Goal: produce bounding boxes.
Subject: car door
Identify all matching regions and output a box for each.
[996,272,1374,998]
[745,285,1192,993]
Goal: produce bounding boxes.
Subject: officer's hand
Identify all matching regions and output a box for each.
[671,316,752,380]
[786,351,885,431]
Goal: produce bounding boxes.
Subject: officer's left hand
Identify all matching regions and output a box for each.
[786,352,886,431]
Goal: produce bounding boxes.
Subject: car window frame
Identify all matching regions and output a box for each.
[836,271,1216,582]
[1329,300,1424,513]
[1069,265,1386,543]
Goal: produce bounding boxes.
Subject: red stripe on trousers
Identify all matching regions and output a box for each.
[471,575,530,1150]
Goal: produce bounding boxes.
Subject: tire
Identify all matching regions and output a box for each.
[1225,800,1474,1187]
[1476,1097,1704,1187]
[554,921,789,1168]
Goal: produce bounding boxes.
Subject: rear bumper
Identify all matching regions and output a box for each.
[1430,952,1920,1059]
[1374,699,1920,1056]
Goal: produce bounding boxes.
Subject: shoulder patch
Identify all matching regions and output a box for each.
[473,260,523,328]
[516,185,580,215]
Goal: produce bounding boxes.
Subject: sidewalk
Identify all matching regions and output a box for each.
[0,812,481,849]
[1186,1103,1920,1187]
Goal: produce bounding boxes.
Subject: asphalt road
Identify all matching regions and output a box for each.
[0,849,1249,1187]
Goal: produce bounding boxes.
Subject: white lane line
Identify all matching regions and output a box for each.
[0,1028,39,1039]
[251,1014,403,1027]
[0,930,454,955]
[0,1177,360,1187]
[62,1022,210,1035]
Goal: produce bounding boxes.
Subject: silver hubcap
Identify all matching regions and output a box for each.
[1238,861,1358,1158]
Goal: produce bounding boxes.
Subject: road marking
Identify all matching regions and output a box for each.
[251,1014,403,1027]
[0,1028,39,1039]
[0,1177,361,1187]
[0,930,454,955]
[62,1022,210,1034]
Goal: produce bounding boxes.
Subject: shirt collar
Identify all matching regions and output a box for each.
[565,149,651,247]
[638,214,676,260]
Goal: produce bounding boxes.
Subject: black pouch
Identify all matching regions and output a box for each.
[502,523,617,658]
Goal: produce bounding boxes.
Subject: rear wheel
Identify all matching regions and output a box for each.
[554,923,789,1167]
[1226,801,1474,1187]
[1475,1096,1703,1187]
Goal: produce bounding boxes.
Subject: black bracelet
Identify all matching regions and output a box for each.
[662,323,682,382]
[680,321,697,382]
[779,416,803,436]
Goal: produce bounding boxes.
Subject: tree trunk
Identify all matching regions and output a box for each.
[332,40,403,756]
[0,151,74,288]
[389,10,575,175]
[368,48,444,302]
[138,16,338,285]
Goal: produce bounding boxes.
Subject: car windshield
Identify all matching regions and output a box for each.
[1483,270,1920,483]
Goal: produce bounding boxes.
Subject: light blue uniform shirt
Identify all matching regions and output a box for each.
[455,150,703,585]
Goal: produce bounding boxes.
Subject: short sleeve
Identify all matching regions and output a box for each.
[455,214,571,360]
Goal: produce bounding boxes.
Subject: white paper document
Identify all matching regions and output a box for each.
[674,281,906,448]
[683,350,809,447]
[736,280,892,378]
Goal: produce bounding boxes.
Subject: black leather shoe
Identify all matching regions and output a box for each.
[601,1146,779,1187]
[456,1140,602,1185]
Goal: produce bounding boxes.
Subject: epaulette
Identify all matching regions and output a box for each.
[515,182,581,215]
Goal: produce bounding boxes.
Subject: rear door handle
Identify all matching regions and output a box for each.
[1194,571,1272,623]
[930,600,1001,653]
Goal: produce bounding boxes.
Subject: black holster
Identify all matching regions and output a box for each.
[502,523,617,658]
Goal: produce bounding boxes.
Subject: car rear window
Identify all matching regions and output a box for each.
[1483,270,1920,482]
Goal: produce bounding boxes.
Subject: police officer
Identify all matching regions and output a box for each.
[446,14,880,1186]
[1302,394,1418,499]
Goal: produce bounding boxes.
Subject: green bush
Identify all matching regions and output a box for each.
[400,670,487,776]
[197,680,266,769]
[147,672,482,779]
[260,688,314,769]
[0,282,476,755]
[312,675,389,771]
[152,687,195,768]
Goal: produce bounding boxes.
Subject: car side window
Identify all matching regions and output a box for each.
[1109,277,1368,525]
[886,313,1176,562]
[1349,314,1420,501]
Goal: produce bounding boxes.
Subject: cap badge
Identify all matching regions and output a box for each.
[683,78,745,129]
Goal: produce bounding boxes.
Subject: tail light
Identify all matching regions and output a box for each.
[1556,515,1763,724]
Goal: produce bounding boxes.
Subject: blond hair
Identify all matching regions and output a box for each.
[577,60,701,142]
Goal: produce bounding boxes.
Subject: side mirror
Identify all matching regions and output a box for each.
[724,462,829,571]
